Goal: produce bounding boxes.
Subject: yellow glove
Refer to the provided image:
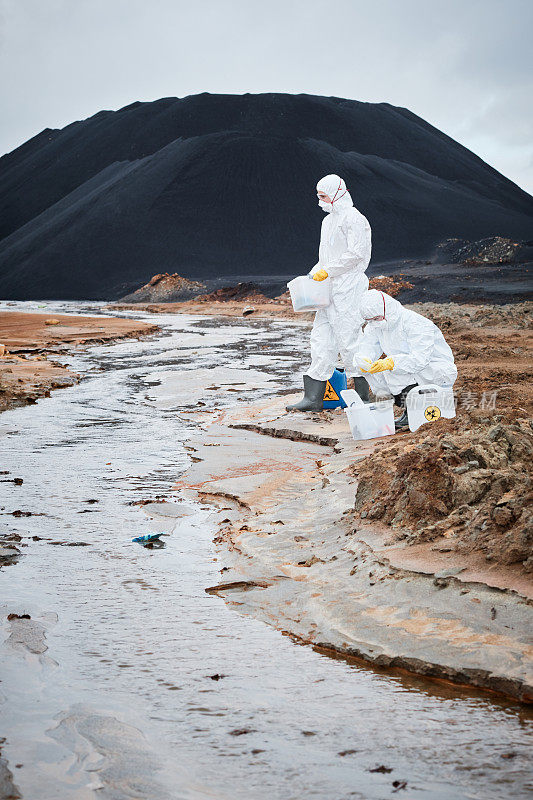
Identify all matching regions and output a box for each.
[312,269,329,282]
[368,356,394,373]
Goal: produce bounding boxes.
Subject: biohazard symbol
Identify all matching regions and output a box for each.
[323,381,340,402]
[424,405,441,422]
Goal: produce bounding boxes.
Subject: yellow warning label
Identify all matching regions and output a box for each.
[323,381,340,402]
[424,405,441,421]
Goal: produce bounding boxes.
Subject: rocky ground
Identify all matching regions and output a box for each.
[0,312,158,414]
[110,273,419,317]
[110,235,533,311]
[110,297,304,318]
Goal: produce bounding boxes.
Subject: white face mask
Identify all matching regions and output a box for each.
[318,199,332,213]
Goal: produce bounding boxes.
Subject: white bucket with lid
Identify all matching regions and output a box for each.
[287,275,331,312]
[341,390,395,441]
[405,384,456,432]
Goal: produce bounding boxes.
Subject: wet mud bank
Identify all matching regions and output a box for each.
[0,311,158,413]
[177,399,533,702]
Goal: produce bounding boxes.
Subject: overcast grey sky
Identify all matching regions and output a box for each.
[1,0,532,193]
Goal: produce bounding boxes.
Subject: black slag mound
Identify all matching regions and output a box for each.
[0,93,532,300]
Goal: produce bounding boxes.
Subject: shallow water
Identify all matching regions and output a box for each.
[0,301,531,800]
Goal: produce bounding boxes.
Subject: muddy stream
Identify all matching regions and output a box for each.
[1,302,531,799]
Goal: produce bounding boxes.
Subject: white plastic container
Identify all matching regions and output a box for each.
[405,384,456,432]
[287,275,331,312]
[341,390,395,441]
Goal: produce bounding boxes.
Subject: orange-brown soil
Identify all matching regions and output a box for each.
[351,302,532,573]
[108,298,306,319]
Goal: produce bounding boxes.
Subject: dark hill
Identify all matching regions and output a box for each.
[0,92,532,299]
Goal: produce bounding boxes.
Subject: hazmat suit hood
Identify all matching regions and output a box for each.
[355,289,458,393]
[316,174,353,214]
[360,289,403,329]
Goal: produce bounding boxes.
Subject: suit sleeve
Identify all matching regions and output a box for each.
[390,319,435,373]
[352,325,383,373]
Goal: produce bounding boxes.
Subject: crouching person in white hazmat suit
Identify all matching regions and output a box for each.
[353,290,458,429]
[286,174,371,412]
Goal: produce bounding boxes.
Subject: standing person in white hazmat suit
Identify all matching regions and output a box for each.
[353,289,458,429]
[287,174,372,412]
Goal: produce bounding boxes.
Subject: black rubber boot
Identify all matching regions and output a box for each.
[286,375,327,412]
[393,384,418,430]
[394,409,409,430]
[353,376,370,402]
[393,383,418,408]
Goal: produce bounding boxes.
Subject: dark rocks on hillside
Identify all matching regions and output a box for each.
[436,237,533,266]
[1,92,532,300]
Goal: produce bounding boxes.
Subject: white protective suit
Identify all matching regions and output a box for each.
[355,290,458,395]
[307,174,371,381]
